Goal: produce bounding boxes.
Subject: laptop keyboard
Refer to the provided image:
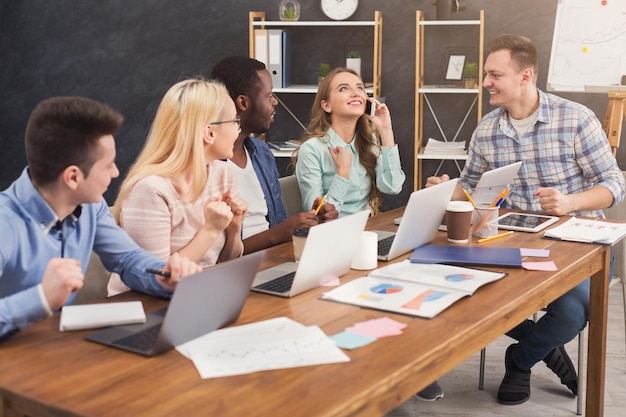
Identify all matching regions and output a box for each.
[254,271,296,293]
[114,325,161,351]
[378,235,395,256]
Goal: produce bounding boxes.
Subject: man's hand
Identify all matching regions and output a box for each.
[534,187,572,215]
[41,258,84,310]
[425,174,450,188]
[311,196,338,222]
[157,253,202,291]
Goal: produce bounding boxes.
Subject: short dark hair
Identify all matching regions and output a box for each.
[487,34,538,74]
[25,96,123,187]
[209,56,266,101]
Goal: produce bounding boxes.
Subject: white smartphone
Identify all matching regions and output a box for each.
[497,212,559,233]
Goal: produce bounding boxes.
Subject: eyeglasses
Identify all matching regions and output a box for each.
[211,116,241,129]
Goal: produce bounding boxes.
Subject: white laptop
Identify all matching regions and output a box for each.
[251,210,370,297]
[85,251,265,356]
[375,179,458,261]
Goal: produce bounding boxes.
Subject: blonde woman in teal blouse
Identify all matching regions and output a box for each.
[295,68,405,217]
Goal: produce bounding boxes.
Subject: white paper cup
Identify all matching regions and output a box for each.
[351,231,378,270]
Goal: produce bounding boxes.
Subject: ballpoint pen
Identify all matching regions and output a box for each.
[314,194,327,215]
[145,268,171,278]
[489,185,511,208]
[477,231,514,243]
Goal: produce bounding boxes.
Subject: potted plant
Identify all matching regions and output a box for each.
[463,62,479,88]
[346,51,361,76]
[279,0,300,21]
[318,63,331,84]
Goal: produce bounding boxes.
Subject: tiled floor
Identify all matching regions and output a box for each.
[386,281,626,417]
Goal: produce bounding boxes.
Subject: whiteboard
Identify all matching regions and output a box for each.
[547,0,626,92]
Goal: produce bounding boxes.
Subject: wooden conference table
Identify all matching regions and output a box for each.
[0,208,611,417]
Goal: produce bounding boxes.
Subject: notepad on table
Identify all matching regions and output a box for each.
[543,217,626,245]
[409,244,522,268]
[59,301,146,331]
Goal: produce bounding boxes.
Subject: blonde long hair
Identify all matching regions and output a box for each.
[112,78,230,223]
[295,67,381,214]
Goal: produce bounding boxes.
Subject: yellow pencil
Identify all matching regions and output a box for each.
[462,189,477,207]
[314,194,327,215]
[477,231,514,243]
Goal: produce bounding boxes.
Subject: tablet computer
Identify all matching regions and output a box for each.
[497,212,559,233]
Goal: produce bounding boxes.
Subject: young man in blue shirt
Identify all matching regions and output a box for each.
[210,56,338,254]
[0,96,200,341]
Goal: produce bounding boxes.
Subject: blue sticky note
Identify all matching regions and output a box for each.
[330,331,377,350]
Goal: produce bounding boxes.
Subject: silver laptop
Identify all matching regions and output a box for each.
[375,179,458,261]
[251,210,370,297]
[85,251,265,356]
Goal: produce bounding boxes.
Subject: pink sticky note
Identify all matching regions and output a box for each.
[347,317,407,338]
[523,261,558,271]
[320,276,341,286]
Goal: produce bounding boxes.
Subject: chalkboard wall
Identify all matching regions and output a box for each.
[1,1,622,211]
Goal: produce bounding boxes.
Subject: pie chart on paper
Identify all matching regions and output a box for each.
[370,283,403,294]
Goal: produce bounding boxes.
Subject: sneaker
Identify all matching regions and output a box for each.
[414,380,444,401]
[543,345,578,396]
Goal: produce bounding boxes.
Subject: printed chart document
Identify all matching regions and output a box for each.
[321,261,506,319]
[59,301,146,331]
[543,217,626,245]
[176,317,349,379]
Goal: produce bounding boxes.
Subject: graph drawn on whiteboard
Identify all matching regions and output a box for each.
[547,0,626,92]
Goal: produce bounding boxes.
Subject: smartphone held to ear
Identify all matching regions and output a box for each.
[365,100,376,117]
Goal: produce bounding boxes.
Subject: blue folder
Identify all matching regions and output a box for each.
[409,244,522,268]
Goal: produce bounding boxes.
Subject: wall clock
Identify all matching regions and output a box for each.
[320,0,359,21]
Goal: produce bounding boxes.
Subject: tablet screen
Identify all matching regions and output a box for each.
[498,213,552,229]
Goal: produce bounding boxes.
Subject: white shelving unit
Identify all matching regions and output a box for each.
[414,10,484,189]
[249,11,382,157]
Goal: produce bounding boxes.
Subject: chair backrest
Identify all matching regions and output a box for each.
[604,170,626,280]
[279,175,302,217]
[73,252,111,304]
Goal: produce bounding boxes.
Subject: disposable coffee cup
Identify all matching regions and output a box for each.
[292,227,310,262]
[472,205,499,238]
[445,201,474,244]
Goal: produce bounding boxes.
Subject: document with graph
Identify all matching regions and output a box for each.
[321,261,506,318]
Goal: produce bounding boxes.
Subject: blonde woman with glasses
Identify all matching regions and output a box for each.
[108,78,246,295]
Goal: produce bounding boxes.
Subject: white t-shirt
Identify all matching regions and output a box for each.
[228,150,270,239]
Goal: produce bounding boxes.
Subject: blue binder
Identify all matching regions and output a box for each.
[409,244,522,268]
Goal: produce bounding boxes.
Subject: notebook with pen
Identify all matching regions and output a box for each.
[251,210,370,297]
[409,244,523,268]
[85,251,265,357]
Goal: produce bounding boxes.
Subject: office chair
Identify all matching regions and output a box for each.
[279,175,303,217]
[72,252,111,305]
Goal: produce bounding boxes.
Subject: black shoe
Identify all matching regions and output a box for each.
[497,344,531,405]
[543,345,578,396]
[414,381,444,401]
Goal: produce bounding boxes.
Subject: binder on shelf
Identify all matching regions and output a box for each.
[254,29,268,67]
[268,29,290,88]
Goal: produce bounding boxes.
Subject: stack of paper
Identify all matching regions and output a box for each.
[176,317,349,378]
[544,217,626,245]
[422,138,466,155]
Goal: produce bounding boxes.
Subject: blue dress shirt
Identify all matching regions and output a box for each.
[0,168,173,340]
